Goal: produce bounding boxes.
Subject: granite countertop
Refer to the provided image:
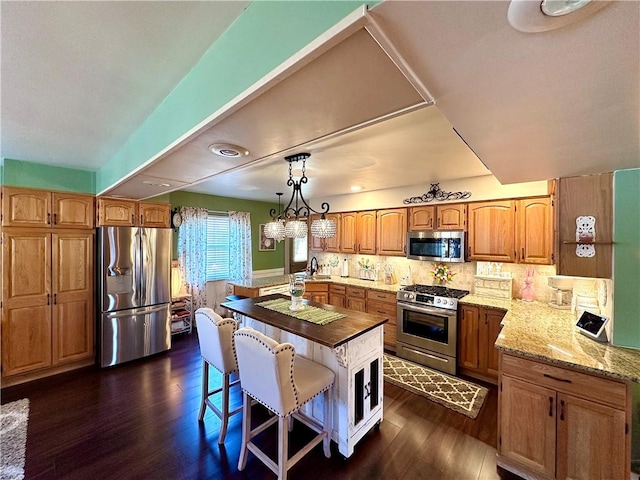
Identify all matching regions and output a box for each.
[228,275,401,293]
[460,295,640,383]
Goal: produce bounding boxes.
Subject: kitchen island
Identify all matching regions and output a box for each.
[221,294,388,458]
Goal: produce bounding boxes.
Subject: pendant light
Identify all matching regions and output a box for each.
[264,153,336,240]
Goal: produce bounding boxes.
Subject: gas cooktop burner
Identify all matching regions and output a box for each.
[401,284,469,299]
[397,284,470,310]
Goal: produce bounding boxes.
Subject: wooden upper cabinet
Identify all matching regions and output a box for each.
[356,211,376,254]
[2,187,94,229]
[52,192,94,229]
[139,202,171,228]
[377,208,407,256]
[468,201,517,262]
[517,197,553,265]
[340,212,357,254]
[556,173,612,278]
[2,187,51,227]
[437,204,467,230]
[408,206,435,231]
[97,198,137,226]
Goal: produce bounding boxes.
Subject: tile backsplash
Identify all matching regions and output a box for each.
[312,253,611,316]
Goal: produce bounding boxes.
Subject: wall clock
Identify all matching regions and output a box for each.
[171,208,182,231]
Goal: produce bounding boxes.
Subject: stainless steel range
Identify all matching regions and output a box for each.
[396,284,469,375]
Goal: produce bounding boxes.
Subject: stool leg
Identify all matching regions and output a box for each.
[278,416,288,480]
[218,373,231,444]
[323,387,332,458]
[238,391,251,471]
[198,360,209,422]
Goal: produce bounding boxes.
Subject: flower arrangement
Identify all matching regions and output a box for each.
[431,262,455,285]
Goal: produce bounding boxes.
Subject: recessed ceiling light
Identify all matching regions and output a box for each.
[208,143,249,158]
[350,185,363,192]
[540,0,591,17]
[142,180,171,187]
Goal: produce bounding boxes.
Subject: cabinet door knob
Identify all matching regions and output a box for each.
[521,247,525,260]
[560,399,565,420]
[47,213,51,225]
[53,213,57,225]
[549,396,553,417]
[54,293,57,305]
[47,293,50,305]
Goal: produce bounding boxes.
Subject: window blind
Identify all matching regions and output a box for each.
[206,213,230,281]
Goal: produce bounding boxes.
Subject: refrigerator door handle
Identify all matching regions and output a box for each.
[139,228,147,303]
[105,304,168,319]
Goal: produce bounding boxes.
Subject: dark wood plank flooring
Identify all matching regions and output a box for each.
[2,334,521,480]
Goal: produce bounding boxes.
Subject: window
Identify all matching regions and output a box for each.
[206,213,230,281]
[293,236,308,263]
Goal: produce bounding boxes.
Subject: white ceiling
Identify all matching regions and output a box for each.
[2,1,638,202]
[0,1,249,169]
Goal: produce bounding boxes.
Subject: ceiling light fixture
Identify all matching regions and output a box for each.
[540,0,591,17]
[208,143,249,158]
[350,185,363,192]
[264,153,336,241]
[142,180,171,187]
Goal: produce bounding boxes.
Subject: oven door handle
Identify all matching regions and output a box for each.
[397,301,455,316]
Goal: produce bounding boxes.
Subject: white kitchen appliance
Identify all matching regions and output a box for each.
[547,275,573,310]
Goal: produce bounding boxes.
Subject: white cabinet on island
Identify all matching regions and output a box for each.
[221,294,387,458]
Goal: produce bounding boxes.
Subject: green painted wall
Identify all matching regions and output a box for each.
[96,1,372,193]
[169,191,284,271]
[612,168,640,348]
[2,158,95,193]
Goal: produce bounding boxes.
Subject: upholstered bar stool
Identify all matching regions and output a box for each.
[234,327,335,480]
[195,307,242,444]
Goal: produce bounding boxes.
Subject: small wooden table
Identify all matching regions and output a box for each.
[222,294,388,458]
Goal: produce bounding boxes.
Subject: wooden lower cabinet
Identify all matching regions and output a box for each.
[458,304,505,384]
[303,282,328,304]
[498,353,630,480]
[2,229,94,383]
[346,286,366,312]
[366,289,397,352]
[329,284,346,307]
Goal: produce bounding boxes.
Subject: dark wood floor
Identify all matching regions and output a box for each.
[2,334,521,480]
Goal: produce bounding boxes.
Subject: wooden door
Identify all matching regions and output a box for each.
[52,232,94,364]
[485,308,505,379]
[468,201,516,262]
[328,293,346,308]
[557,173,612,278]
[341,212,357,254]
[2,187,51,227]
[376,208,407,256]
[556,393,627,480]
[139,202,171,228]
[53,192,95,229]
[437,204,467,230]
[2,230,52,376]
[356,211,376,254]
[517,197,553,265]
[408,206,435,231]
[97,198,137,226]
[322,213,341,252]
[499,376,556,479]
[346,297,366,312]
[458,304,481,371]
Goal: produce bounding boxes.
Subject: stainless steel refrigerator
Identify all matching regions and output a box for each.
[97,226,172,367]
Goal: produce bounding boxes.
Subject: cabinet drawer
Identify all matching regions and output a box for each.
[501,354,627,409]
[366,299,396,320]
[329,284,346,294]
[367,289,396,303]
[346,286,365,298]
[305,282,328,292]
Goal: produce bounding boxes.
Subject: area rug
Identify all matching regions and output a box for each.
[383,355,488,419]
[1,398,29,480]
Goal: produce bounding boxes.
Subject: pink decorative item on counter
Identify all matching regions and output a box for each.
[519,266,536,302]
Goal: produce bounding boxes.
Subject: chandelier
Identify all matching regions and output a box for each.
[264,153,336,241]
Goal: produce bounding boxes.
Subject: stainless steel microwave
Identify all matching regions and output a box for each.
[406,230,466,262]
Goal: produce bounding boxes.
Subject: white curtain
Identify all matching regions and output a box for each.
[177,206,208,309]
[229,211,252,280]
